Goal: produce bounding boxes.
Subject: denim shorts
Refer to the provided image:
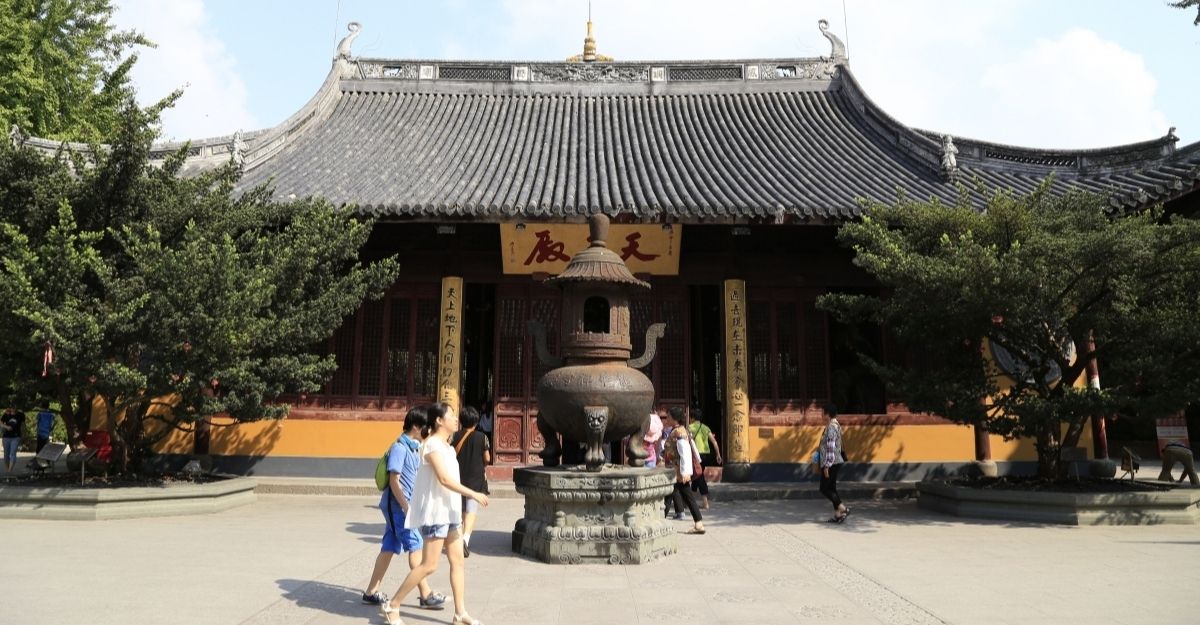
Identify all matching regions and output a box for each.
[381,505,423,554]
[2,437,19,462]
[419,523,461,539]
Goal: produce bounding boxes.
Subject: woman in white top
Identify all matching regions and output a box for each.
[381,403,489,625]
[660,407,705,534]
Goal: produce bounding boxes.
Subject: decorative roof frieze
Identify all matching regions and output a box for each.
[349,59,842,85]
[532,63,648,83]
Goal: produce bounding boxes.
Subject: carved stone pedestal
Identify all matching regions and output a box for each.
[511,465,678,564]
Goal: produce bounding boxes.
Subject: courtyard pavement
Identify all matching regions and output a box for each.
[7,480,1198,625]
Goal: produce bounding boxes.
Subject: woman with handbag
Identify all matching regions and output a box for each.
[381,402,489,625]
[452,405,490,558]
[819,402,850,523]
[661,407,705,534]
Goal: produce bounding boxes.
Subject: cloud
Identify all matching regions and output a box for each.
[113,0,257,141]
[975,28,1168,148]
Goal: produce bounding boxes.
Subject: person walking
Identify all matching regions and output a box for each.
[452,405,490,558]
[477,402,494,450]
[2,406,25,474]
[34,403,55,453]
[362,406,447,610]
[661,407,705,534]
[686,407,722,509]
[819,402,850,523]
[643,411,663,468]
[381,402,489,625]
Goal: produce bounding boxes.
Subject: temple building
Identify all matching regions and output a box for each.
[38,20,1199,479]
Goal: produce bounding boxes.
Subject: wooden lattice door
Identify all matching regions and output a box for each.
[630,285,691,415]
[491,283,560,465]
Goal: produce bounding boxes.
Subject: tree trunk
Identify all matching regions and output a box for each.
[1035,424,1060,479]
[52,374,84,445]
[103,398,131,475]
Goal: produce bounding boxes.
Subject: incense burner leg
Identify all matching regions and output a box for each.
[582,406,609,472]
[537,413,562,467]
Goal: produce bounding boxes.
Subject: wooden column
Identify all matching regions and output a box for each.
[722,279,751,482]
[437,277,464,415]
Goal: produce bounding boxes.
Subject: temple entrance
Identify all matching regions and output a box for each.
[461,283,496,412]
[689,284,724,442]
[490,283,560,465]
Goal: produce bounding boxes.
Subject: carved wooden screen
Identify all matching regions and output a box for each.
[746,288,829,415]
[803,298,830,403]
[630,286,691,413]
[492,283,559,464]
[299,283,440,413]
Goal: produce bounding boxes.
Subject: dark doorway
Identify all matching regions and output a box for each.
[690,285,723,441]
[462,283,495,412]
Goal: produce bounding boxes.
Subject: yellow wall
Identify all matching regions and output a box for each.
[205,418,404,457]
[750,424,976,464]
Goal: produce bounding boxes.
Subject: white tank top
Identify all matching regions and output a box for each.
[404,436,463,528]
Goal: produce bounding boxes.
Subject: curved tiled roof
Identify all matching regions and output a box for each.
[20,23,1194,221]
[232,54,1199,221]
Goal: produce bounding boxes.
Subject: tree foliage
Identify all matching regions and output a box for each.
[0,0,151,141]
[1171,0,1200,26]
[818,183,1200,478]
[0,99,400,472]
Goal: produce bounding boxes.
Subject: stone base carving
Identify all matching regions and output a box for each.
[511,465,678,564]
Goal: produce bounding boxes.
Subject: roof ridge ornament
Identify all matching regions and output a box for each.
[941,134,959,181]
[9,123,27,149]
[567,17,613,63]
[231,130,246,166]
[818,19,848,63]
[335,22,361,60]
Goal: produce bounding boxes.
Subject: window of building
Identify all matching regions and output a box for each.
[746,287,888,415]
[312,284,441,408]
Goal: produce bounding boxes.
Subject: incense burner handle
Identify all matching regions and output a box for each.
[527,321,563,368]
[627,323,666,369]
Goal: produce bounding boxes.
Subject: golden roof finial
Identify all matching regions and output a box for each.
[567,2,613,63]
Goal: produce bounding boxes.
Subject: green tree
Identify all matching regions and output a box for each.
[0,0,151,142]
[0,99,400,472]
[818,183,1200,478]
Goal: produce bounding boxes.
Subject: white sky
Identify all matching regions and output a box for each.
[112,0,1200,150]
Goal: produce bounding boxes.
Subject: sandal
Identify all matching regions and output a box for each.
[452,613,483,625]
[379,601,403,625]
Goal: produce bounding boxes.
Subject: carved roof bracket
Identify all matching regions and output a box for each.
[818,19,848,64]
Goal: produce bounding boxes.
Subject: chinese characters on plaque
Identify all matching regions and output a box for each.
[499,223,682,275]
[437,277,464,414]
[723,279,750,465]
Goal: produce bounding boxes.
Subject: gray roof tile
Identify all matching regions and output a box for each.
[235,64,1200,220]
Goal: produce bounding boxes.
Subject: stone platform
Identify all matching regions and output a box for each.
[917,480,1200,525]
[511,465,677,564]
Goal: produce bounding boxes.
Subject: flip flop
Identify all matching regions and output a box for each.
[686,528,706,535]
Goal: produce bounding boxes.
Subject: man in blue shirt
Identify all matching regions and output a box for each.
[35,404,56,453]
[361,406,446,610]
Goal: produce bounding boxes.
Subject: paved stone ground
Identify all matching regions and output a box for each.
[8,490,1197,625]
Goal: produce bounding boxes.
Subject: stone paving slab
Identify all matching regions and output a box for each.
[7,491,1198,625]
